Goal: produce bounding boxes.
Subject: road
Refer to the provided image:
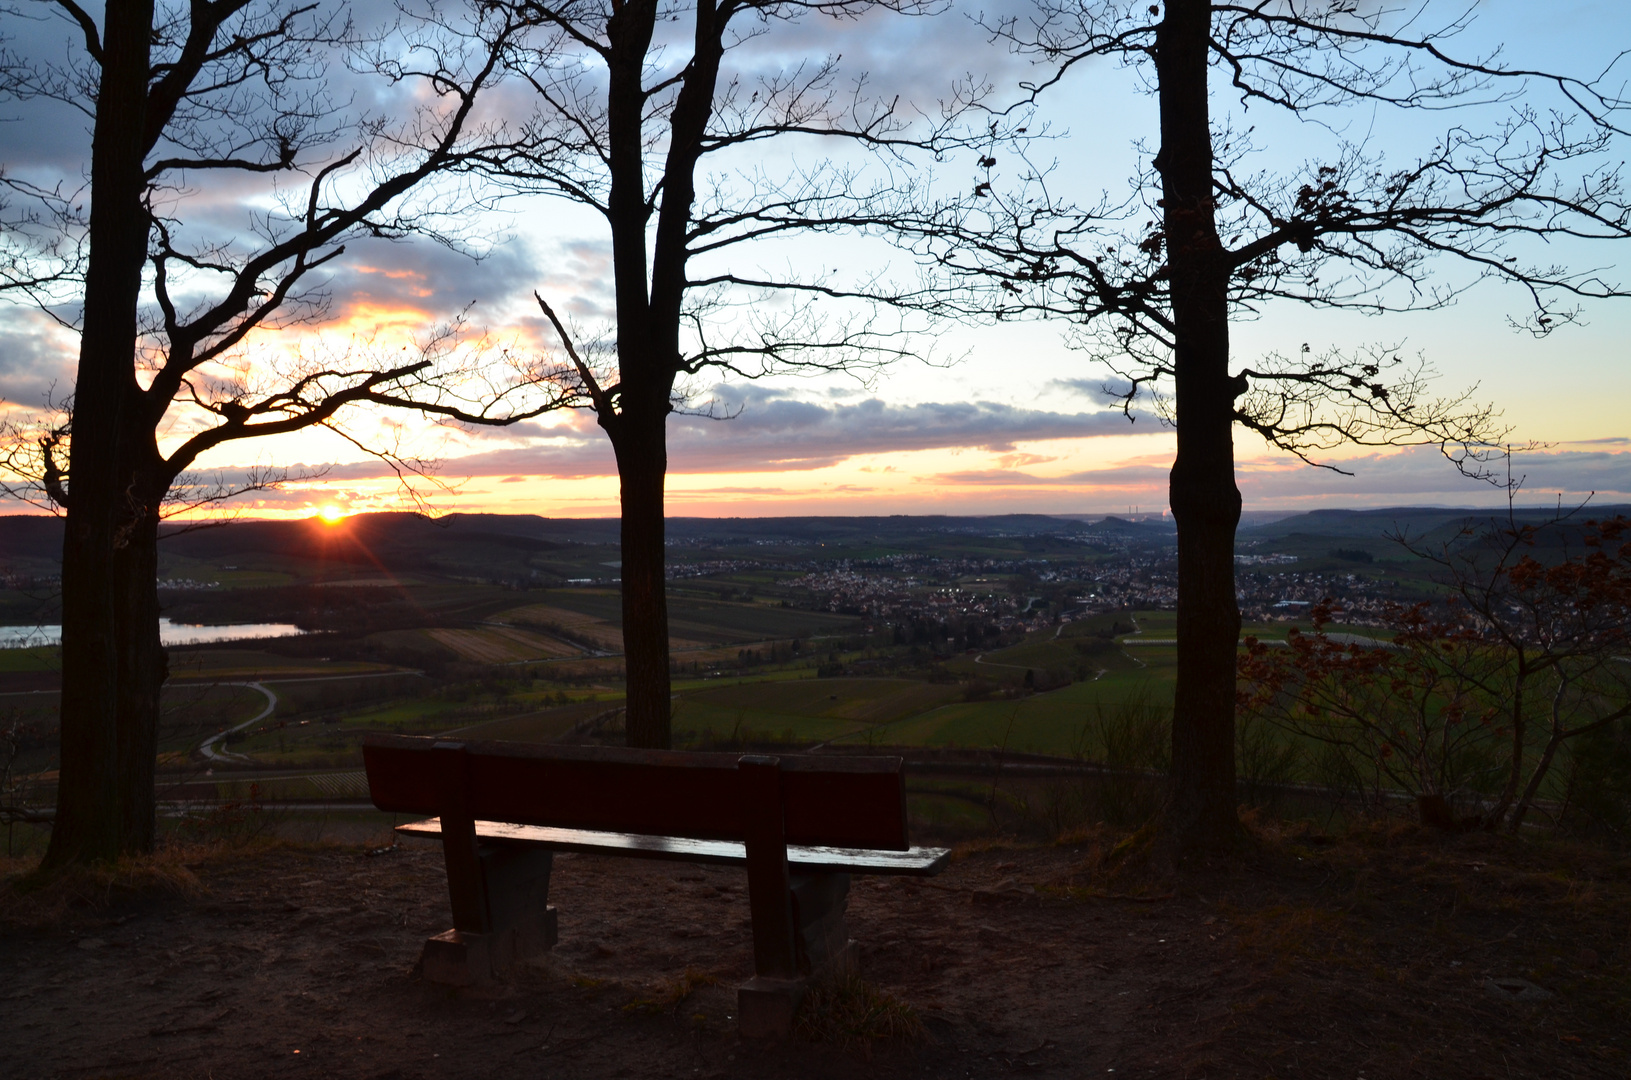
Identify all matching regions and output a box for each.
[197,683,277,763]
[193,670,423,763]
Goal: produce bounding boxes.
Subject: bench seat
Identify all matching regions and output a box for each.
[395,816,951,875]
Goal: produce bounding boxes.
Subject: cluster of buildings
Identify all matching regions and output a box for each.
[779,550,1408,636]
[665,558,793,580]
[0,571,58,591]
[1234,570,1404,625]
[782,567,1052,648]
[1056,557,1181,613]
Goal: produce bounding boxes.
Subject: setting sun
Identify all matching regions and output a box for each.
[316,505,347,524]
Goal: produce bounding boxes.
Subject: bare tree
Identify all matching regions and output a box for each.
[905,0,1631,853]
[0,0,576,865]
[472,0,990,747]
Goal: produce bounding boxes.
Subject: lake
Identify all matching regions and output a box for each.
[0,619,307,649]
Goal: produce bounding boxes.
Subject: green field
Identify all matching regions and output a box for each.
[832,670,1174,757]
[0,647,58,672]
[672,677,964,743]
[509,589,860,645]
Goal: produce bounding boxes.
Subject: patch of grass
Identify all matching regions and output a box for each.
[948,836,1036,861]
[795,976,926,1055]
[0,845,209,929]
[624,967,719,1013]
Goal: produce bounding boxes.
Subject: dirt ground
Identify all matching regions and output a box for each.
[2,823,1627,1079]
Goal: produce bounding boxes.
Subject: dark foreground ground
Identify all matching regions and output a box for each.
[2,822,1628,1080]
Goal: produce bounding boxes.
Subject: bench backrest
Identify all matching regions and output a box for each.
[362,734,911,851]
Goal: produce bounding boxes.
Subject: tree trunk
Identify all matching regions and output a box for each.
[51,512,122,865]
[113,500,167,854]
[1156,0,1245,853]
[598,0,673,749]
[1505,734,1561,834]
[613,415,672,750]
[44,0,157,868]
[1480,661,1531,829]
[1506,679,1568,833]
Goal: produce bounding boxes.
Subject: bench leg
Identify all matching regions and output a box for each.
[737,975,808,1040]
[737,757,804,1038]
[421,847,557,987]
[737,872,859,1037]
[791,872,858,983]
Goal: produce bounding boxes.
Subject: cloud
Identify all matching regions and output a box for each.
[929,462,1169,488]
[0,311,76,406]
[662,0,1041,118]
[273,385,1137,482]
[1049,377,1141,406]
[1235,446,1631,502]
[996,452,1060,469]
[919,445,1631,507]
[316,235,569,327]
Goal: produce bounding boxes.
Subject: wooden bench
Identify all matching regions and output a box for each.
[362,734,949,1037]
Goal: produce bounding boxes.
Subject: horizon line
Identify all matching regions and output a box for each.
[4,503,1627,524]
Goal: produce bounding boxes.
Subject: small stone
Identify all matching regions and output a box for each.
[1577,948,1600,968]
[77,938,106,952]
[504,1009,527,1024]
[1484,977,1553,1002]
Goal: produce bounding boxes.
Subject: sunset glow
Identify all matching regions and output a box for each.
[317,505,347,524]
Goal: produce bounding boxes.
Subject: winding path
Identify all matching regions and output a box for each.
[197,683,277,763]
[192,670,423,763]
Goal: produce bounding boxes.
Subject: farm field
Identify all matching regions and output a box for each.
[1,646,395,686]
[502,601,641,651]
[1120,610,1175,638]
[503,591,860,649]
[441,700,620,742]
[833,669,1175,757]
[0,647,59,673]
[425,626,581,663]
[671,677,964,745]
[168,649,394,680]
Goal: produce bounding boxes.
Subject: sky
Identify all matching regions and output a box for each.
[2,0,1629,521]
